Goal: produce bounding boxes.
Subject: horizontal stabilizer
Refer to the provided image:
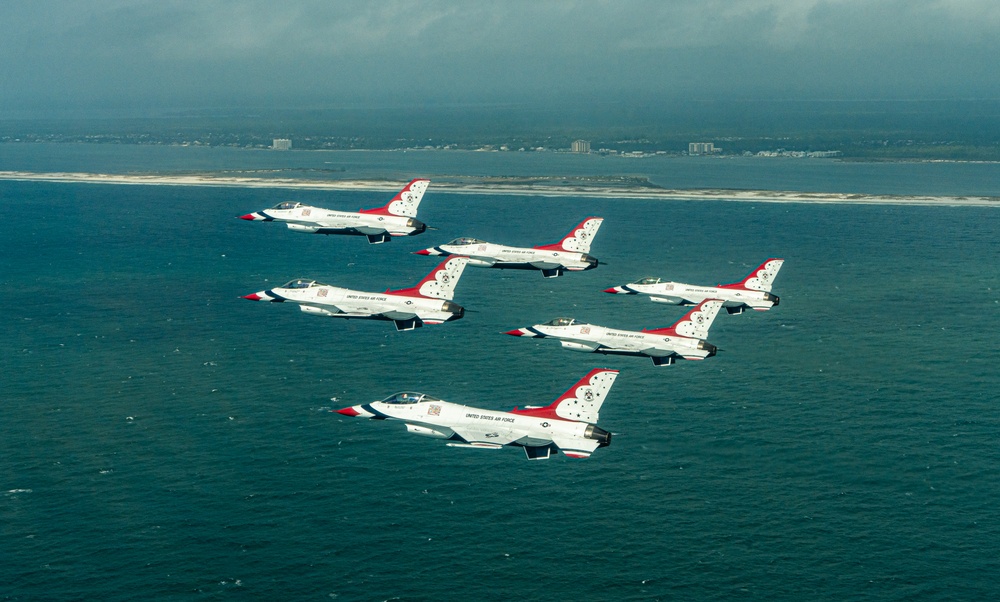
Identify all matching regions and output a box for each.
[366,232,391,244]
[392,317,423,331]
[550,435,600,459]
[523,445,554,460]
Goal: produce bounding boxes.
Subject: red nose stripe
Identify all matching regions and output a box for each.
[412,249,431,255]
[336,407,361,416]
[242,293,262,301]
[238,214,257,221]
[603,287,618,293]
[503,329,524,336]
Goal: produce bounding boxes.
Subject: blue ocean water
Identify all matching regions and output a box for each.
[2,145,1000,600]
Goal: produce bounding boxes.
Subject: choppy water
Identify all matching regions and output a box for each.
[2,145,1000,600]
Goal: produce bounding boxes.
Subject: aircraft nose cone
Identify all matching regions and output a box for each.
[504,329,525,336]
[413,249,432,256]
[242,293,262,301]
[603,287,620,294]
[238,213,258,221]
[335,407,361,417]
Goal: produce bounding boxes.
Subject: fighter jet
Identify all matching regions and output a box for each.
[414,217,603,278]
[605,259,783,314]
[334,368,619,460]
[505,299,723,366]
[238,178,430,244]
[242,256,469,331]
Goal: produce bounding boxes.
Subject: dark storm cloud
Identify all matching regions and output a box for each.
[2,0,999,112]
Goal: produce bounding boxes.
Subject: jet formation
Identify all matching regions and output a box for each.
[415,217,603,278]
[239,176,785,459]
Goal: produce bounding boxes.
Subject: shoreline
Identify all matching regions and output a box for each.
[1,170,998,207]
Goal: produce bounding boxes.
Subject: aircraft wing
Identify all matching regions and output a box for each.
[297,302,346,317]
[558,338,602,352]
[528,259,562,270]
[650,294,689,305]
[350,225,390,236]
[635,341,677,358]
[449,424,519,446]
[380,308,418,320]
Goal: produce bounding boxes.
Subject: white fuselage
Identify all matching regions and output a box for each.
[621,281,778,311]
[430,241,597,273]
[249,205,425,238]
[345,399,607,457]
[513,322,716,362]
[251,283,461,325]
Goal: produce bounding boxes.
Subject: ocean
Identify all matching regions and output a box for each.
[2,144,999,600]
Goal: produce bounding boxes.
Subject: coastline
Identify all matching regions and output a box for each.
[2,170,998,207]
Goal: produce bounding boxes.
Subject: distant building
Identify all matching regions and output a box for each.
[688,142,716,155]
[571,140,591,153]
[272,138,292,150]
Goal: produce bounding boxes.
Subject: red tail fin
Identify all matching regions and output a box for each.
[533,217,604,253]
[387,256,469,300]
[718,258,784,292]
[359,178,430,217]
[511,368,619,423]
[642,299,723,339]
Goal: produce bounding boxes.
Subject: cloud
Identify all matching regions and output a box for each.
[2,0,999,112]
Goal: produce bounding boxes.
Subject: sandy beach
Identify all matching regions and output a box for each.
[1,170,997,207]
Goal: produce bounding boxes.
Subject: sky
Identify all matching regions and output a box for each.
[2,0,1000,115]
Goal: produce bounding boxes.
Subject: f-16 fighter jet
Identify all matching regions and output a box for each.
[414,217,603,278]
[605,259,783,314]
[505,299,723,366]
[238,178,430,244]
[242,256,469,331]
[334,368,619,460]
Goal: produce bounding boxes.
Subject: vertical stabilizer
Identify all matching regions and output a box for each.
[389,256,469,300]
[360,179,430,217]
[512,368,619,424]
[644,299,723,339]
[722,258,784,292]
[535,217,604,253]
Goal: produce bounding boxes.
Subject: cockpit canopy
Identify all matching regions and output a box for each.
[281,278,331,289]
[633,277,662,285]
[270,201,303,210]
[380,392,442,405]
[544,317,576,327]
[447,237,486,246]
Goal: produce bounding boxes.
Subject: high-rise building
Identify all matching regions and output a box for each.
[272,139,292,150]
[688,142,715,155]
[571,140,591,153]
